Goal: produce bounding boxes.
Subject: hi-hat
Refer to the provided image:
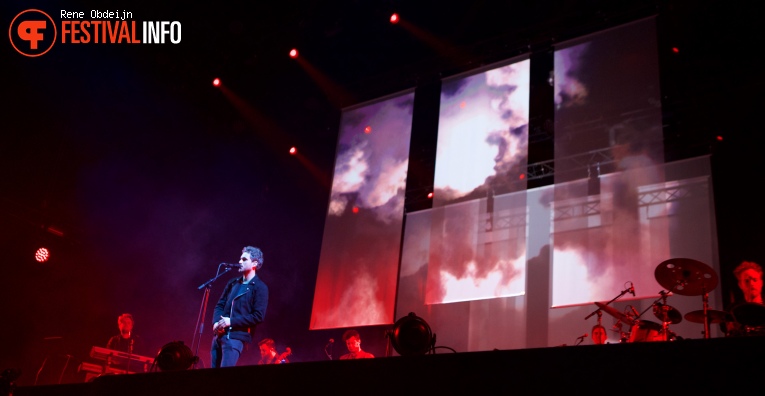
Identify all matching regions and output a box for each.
[654,258,718,296]
[595,302,635,326]
[684,309,732,324]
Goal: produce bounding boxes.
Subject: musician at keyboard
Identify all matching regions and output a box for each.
[105,313,144,369]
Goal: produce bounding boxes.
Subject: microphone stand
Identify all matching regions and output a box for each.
[384,329,393,357]
[191,266,233,368]
[584,286,632,320]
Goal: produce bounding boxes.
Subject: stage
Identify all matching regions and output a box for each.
[11,336,763,395]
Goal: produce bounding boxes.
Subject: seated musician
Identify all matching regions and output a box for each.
[257,338,289,364]
[339,329,374,360]
[726,261,764,336]
[591,324,608,344]
[105,313,145,372]
[106,313,141,355]
[735,261,763,304]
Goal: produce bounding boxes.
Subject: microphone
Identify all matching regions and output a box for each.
[629,283,636,297]
[630,306,640,318]
[576,333,588,340]
[325,338,334,347]
[221,263,241,269]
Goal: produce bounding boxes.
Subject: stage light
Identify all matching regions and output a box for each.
[390,13,399,24]
[212,78,221,87]
[352,206,359,214]
[672,47,679,53]
[35,247,50,263]
[289,49,298,58]
[427,192,433,199]
[716,135,723,141]
[364,126,372,134]
[153,341,198,372]
[289,146,297,155]
[519,173,526,180]
[388,312,435,356]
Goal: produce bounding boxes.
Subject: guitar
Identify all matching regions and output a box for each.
[274,347,292,364]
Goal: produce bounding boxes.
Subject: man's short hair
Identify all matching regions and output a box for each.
[734,261,763,280]
[258,338,275,349]
[342,329,360,341]
[118,313,134,324]
[243,246,264,270]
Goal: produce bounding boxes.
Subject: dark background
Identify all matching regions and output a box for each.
[2,0,763,386]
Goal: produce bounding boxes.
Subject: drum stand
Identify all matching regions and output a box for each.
[699,286,711,339]
[656,290,673,341]
[637,289,676,341]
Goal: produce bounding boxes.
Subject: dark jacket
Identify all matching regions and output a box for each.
[212,275,268,343]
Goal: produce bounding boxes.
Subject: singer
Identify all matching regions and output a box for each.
[211,246,269,368]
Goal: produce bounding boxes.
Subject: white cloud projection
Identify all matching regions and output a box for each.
[327,98,413,224]
[433,58,530,206]
[414,58,531,306]
[310,91,415,329]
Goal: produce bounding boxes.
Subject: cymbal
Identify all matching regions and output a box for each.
[653,303,682,324]
[684,309,732,324]
[654,258,718,296]
[732,303,765,327]
[595,302,635,326]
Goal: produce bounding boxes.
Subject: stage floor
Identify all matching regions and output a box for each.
[12,336,764,396]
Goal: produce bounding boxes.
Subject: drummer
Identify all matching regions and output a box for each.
[734,261,763,304]
[726,261,764,336]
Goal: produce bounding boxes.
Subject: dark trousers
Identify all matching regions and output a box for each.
[210,336,244,368]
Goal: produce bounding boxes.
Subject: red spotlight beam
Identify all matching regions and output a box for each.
[396,19,468,64]
[293,55,355,109]
[292,151,331,189]
[217,84,290,149]
[216,85,330,188]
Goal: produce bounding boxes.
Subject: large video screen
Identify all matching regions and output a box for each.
[551,17,666,307]
[310,91,415,329]
[394,17,723,352]
[433,58,530,207]
[424,58,531,305]
[397,157,720,352]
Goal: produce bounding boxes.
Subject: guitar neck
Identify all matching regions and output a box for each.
[275,347,291,363]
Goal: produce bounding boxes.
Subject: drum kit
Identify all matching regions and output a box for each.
[586,258,765,342]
